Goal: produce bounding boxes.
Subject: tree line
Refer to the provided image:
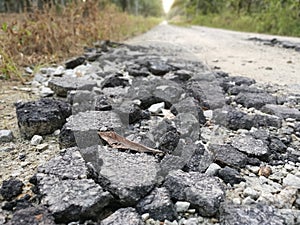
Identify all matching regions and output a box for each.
[112,0,162,16]
[174,0,299,14]
[0,0,163,16]
[171,0,300,36]
[172,0,300,17]
[0,0,69,13]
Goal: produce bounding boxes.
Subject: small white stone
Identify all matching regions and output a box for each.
[197,216,204,223]
[287,147,295,152]
[40,86,54,97]
[148,102,165,114]
[175,201,190,213]
[164,220,178,225]
[259,176,268,184]
[184,218,198,225]
[20,162,29,168]
[31,80,41,87]
[19,87,32,92]
[295,171,300,177]
[25,67,33,74]
[53,65,65,76]
[232,197,242,205]
[257,191,275,205]
[79,174,87,179]
[178,218,186,225]
[236,129,249,135]
[286,122,295,128]
[286,118,296,122]
[275,186,298,208]
[247,165,260,174]
[0,143,15,152]
[276,165,284,169]
[161,109,176,119]
[205,163,221,176]
[11,170,21,177]
[36,143,49,151]
[53,129,60,136]
[30,135,43,146]
[284,164,294,171]
[0,130,14,143]
[187,209,196,214]
[203,110,213,119]
[142,213,150,221]
[228,132,235,137]
[247,107,256,113]
[132,99,142,105]
[149,219,160,225]
[243,187,260,200]
[64,69,76,77]
[0,213,6,224]
[283,174,300,189]
[242,196,256,205]
[238,181,247,189]
[268,171,285,182]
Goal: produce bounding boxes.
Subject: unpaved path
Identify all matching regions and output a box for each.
[127,22,300,92]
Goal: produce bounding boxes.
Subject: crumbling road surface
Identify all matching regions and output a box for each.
[128,22,300,92]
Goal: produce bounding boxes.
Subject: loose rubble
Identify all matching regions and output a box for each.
[248,37,300,52]
[164,170,225,217]
[0,178,24,201]
[30,135,43,146]
[15,98,72,139]
[1,40,300,225]
[0,130,14,143]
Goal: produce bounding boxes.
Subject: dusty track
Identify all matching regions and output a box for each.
[127,22,300,93]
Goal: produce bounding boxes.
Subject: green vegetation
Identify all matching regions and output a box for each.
[170,0,300,37]
[0,0,162,81]
[112,0,163,16]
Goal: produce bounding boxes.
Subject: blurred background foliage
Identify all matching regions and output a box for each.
[0,0,163,16]
[169,0,300,37]
[0,0,163,81]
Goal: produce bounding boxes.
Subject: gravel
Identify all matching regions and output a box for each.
[1,23,300,225]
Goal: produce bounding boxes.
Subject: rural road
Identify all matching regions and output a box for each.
[127,22,300,92]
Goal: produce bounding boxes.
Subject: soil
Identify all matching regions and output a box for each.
[0,81,60,190]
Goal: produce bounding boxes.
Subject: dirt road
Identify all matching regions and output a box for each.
[127,22,300,92]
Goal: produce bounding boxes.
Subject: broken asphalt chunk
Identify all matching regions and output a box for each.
[59,111,123,148]
[15,98,71,139]
[164,170,225,217]
[48,77,97,97]
[89,145,160,205]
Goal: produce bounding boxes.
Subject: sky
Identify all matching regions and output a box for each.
[162,0,174,13]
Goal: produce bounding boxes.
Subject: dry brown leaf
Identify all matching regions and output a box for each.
[34,214,43,221]
[98,131,164,155]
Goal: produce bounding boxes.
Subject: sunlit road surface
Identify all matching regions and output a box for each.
[127,23,300,92]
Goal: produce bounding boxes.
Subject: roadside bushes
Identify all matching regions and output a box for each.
[170,0,300,37]
[0,1,160,80]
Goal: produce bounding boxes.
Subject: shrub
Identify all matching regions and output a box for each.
[0,1,160,81]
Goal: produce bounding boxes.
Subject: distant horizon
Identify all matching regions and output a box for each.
[162,0,174,13]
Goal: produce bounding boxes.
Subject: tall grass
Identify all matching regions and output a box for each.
[0,2,161,81]
[191,10,300,37]
[170,1,300,38]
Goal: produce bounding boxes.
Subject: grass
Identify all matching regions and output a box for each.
[170,7,300,38]
[188,12,258,32]
[0,2,161,82]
